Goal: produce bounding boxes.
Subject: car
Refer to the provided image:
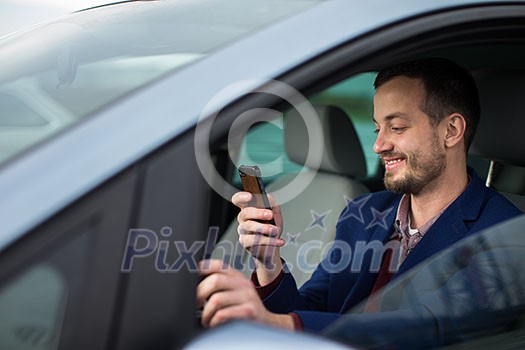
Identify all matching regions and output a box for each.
[0,0,524,349]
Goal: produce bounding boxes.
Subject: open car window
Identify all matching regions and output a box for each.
[232,72,379,187]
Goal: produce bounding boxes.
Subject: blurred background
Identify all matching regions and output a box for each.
[0,0,115,36]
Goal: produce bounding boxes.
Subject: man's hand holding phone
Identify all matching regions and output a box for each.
[194,166,295,330]
[233,166,285,285]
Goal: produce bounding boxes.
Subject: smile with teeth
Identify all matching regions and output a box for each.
[384,157,405,171]
[385,158,403,165]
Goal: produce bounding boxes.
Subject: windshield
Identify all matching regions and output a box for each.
[323,214,525,349]
[0,0,321,165]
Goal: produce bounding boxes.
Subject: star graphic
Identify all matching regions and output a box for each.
[365,206,394,230]
[307,209,331,231]
[285,231,301,246]
[340,194,372,224]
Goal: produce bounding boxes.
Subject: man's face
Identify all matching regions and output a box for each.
[373,76,446,195]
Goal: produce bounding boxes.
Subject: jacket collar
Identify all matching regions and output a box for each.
[451,166,486,222]
[395,167,485,276]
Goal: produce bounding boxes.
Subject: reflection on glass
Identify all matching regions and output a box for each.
[0,0,321,165]
[0,265,67,349]
[324,215,525,349]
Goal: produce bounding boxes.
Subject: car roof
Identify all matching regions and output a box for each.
[0,0,521,249]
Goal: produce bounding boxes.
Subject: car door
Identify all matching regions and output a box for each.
[0,169,138,349]
[0,131,213,350]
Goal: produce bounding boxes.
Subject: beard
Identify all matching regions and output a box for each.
[383,135,446,195]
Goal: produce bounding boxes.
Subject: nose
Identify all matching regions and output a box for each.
[373,130,393,154]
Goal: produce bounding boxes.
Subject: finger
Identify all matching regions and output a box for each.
[238,220,280,237]
[201,287,252,327]
[231,192,253,208]
[196,261,248,307]
[266,193,278,207]
[238,233,285,250]
[196,271,240,308]
[237,207,274,224]
[266,194,284,228]
[198,259,231,276]
[208,304,258,328]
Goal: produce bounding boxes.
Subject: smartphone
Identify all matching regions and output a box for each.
[238,165,275,225]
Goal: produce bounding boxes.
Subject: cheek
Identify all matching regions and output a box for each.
[392,138,413,154]
[400,134,436,153]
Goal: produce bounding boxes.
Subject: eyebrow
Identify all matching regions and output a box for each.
[373,113,411,124]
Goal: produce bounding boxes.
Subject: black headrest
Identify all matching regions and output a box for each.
[471,70,525,166]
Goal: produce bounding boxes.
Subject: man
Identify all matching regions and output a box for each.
[196,58,522,332]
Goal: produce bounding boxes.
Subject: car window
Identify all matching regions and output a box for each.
[0,229,91,350]
[0,0,322,166]
[233,72,378,185]
[311,73,378,176]
[323,214,525,349]
[0,265,66,349]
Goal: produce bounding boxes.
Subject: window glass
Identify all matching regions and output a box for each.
[0,230,91,349]
[0,93,48,127]
[0,266,66,349]
[0,0,322,165]
[324,215,525,349]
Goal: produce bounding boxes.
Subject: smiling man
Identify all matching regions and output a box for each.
[196,58,522,332]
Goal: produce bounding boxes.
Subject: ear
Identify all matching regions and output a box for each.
[444,113,467,148]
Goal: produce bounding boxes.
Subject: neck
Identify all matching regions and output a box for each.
[409,165,469,228]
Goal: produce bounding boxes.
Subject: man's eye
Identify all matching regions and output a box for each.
[391,127,406,133]
[374,129,379,134]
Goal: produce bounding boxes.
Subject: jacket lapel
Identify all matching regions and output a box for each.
[394,204,467,276]
[394,168,485,277]
[339,201,399,312]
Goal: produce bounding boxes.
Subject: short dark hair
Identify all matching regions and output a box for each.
[374,58,480,151]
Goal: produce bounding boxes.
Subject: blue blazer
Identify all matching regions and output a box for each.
[262,169,522,332]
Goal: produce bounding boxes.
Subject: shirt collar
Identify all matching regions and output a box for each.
[395,194,411,237]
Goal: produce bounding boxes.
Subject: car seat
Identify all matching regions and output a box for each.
[471,70,525,212]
